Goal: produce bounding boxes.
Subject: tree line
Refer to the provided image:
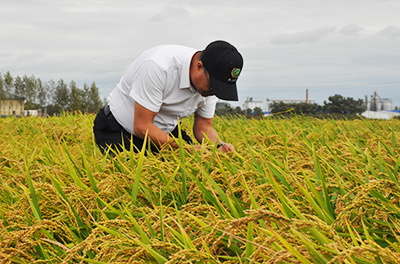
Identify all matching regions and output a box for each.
[269,94,365,116]
[215,94,366,118]
[0,71,372,118]
[0,71,103,116]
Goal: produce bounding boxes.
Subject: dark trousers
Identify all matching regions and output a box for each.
[93,106,193,155]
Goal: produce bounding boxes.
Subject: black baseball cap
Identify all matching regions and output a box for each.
[201,40,243,101]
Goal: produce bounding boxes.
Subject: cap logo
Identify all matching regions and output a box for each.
[231,68,241,79]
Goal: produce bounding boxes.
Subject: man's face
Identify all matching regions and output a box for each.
[192,67,214,97]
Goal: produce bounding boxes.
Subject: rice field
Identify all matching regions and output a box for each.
[0,113,399,263]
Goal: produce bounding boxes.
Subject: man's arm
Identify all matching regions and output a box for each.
[134,102,201,150]
[133,102,179,148]
[193,112,235,153]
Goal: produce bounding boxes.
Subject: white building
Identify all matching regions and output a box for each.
[361,110,400,120]
[24,110,38,117]
[243,97,263,111]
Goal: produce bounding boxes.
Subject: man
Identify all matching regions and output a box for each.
[93,40,243,155]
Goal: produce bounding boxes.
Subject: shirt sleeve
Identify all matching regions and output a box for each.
[129,60,165,113]
[196,96,218,118]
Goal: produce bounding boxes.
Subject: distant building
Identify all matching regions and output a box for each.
[361,110,400,120]
[266,89,315,112]
[24,110,38,117]
[365,91,392,111]
[361,92,399,119]
[0,92,25,117]
[243,97,263,111]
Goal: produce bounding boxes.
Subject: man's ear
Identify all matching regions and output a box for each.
[196,52,204,70]
[197,61,204,71]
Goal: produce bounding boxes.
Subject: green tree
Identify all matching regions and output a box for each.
[233,106,243,115]
[86,82,102,113]
[245,108,252,116]
[23,75,37,109]
[270,101,321,115]
[14,76,24,98]
[45,80,60,115]
[215,102,234,116]
[0,72,107,115]
[323,94,364,115]
[69,81,85,112]
[54,79,69,113]
[0,74,4,98]
[4,71,13,94]
[253,106,263,117]
[270,102,290,114]
[37,78,47,111]
[82,83,90,112]
[295,102,321,114]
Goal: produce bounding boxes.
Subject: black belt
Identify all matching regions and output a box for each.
[104,104,111,116]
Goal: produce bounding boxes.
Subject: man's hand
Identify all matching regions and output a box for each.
[217,143,235,153]
[193,113,236,154]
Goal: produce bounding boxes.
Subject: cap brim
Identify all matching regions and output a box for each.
[209,75,239,101]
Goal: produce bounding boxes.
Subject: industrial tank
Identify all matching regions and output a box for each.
[383,101,392,111]
[377,101,382,111]
[367,101,371,111]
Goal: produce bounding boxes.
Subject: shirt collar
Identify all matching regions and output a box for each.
[179,50,199,90]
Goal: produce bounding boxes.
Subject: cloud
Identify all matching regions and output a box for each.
[270,26,336,45]
[1,0,400,108]
[339,24,364,36]
[149,6,190,22]
[376,25,400,39]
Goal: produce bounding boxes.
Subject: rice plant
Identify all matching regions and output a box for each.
[0,113,399,263]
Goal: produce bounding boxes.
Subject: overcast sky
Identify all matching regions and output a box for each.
[1,0,400,109]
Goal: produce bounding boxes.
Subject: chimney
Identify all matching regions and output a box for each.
[306,89,309,104]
